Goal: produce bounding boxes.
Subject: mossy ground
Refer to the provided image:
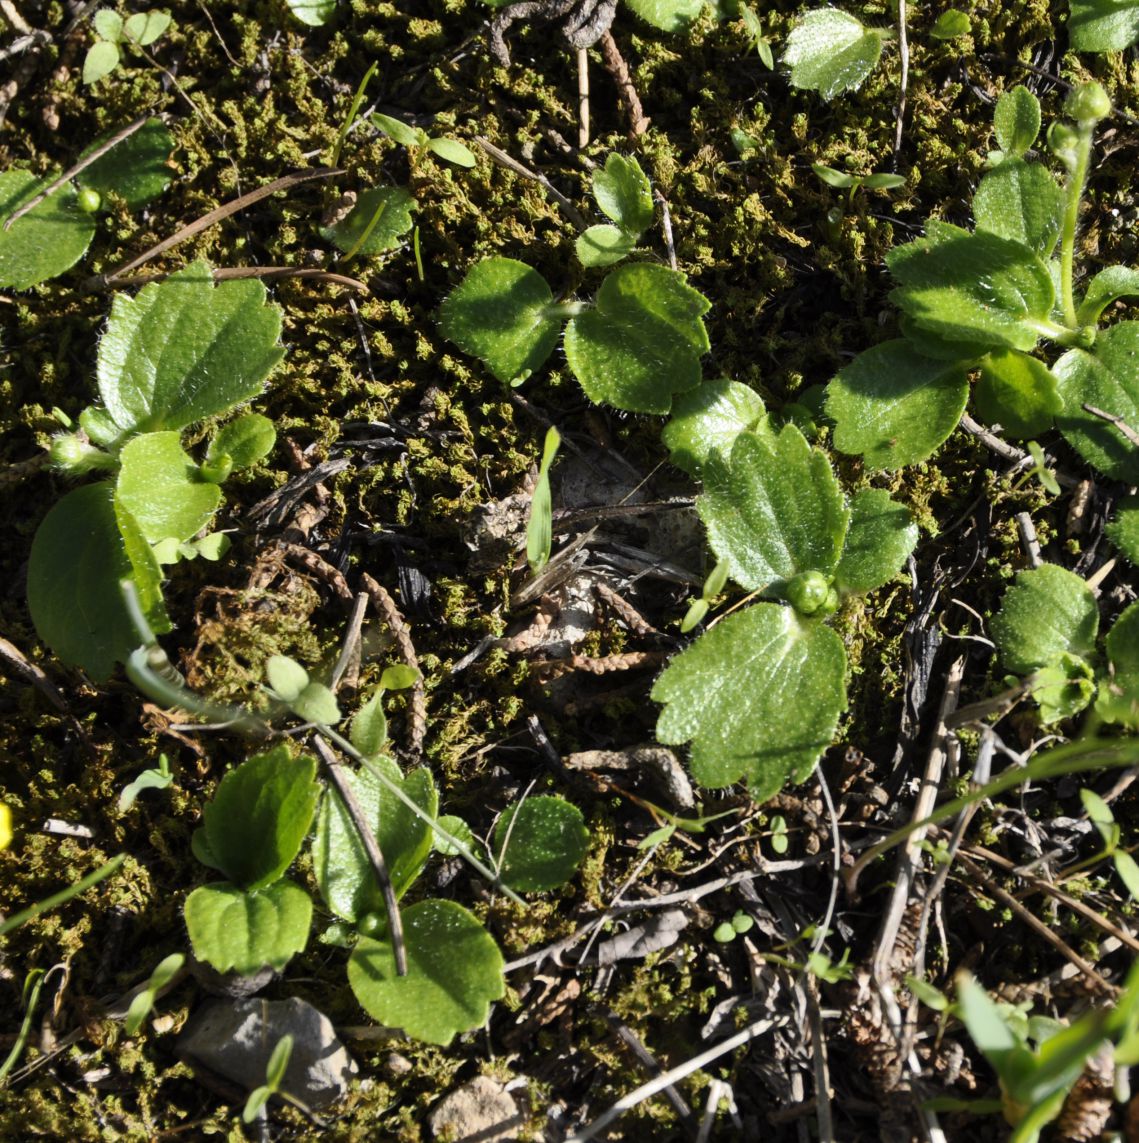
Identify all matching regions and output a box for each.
[1,0,1138,1138]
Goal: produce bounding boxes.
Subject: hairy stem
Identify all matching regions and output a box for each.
[1059,124,1094,330]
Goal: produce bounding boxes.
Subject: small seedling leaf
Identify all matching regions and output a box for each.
[207,413,276,471]
[860,172,907,190]
[662,378,768,476]
[565,263,710,414]
[313,757,437,921]
[973,159,1064,257]
[0,172,96,289]
[1097,600,1139,728]
[320,185,415,257]
[492,795,589,892]
[76,118,174,210]
[290,681,341,725]
[827,339,970,469]
[350,688,388,756]
[993,86,1042,157]
[285,0,337,26]
[372,113,427,148]
[680,598,709,633]
[576,224,637,268]
[930,8,970,38]
[203,745,319,891]
[124,952,184,1035]
[123,11,171,45]
[887,222,1054,354]
[1077,266,1139,326]
[653,602,846,800]
[83,40,120,84]
[621,0,704,33]
[834,488,919,595]
[440,257,563,384]
[425,136,476,168]
[1054,322,1139,483]
[1069,0,1139,51]
[347,899,505,1045]
[98,261,283,433]
[93,10,124,40]
[184,880,312,974]
[1080,787,1117,848]
[699,425,848,596]
[812,163,855,189]
[990,564,1098,675]
[783,9,884,101]
[1107,497,1139,564]
[242,1088,270,1124]
[1115,851,1139,899]
[974,349,1062,439]
[115,431,223,544]
[591,154,653,236]
[908,976,950,1011]
[527,426,560,572]
[1032,653,1096,723]
[265,1034,294,1090]
[379,664,420,691]
[266,655,309,702]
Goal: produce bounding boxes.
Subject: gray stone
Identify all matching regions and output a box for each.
[429,1075,524,1142]
[178,996,357,1108]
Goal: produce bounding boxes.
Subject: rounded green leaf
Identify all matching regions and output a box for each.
[285,0,337,25]
[1107,497,1139,565]
[974,349,1062,439]
[83,40,121,85]
[185,880,312,974]
[349,688,388,756]
[990,564,1098,675]
[266,654,309,702]
[123,11,171,45]
[1077,267,1139,327]
[930,9,970,38]
[314,757,437,921]
[662,378,768,475]
[207,413,276,471]
[1032,653,1096,724]
[0,172,96,289]
[834,488,919,595]
[202,745,319,891]
[492,796,589,892]
[1098,601,1139,728]
[425,137,476,168]
[1069,0,1139,51]
[576,225,637,269]
[699,425,848,595]
[93,10,125,40]
[97,261,284,433]
[591,154,653,236]
[973,160,1063,257]
[433,814,475,856]
[783,9,884,101]
[77,118,175,211]
[115,431,223,544]
[372,113,426,148]
[439,257,562,385]
[827,339,970,469]
[993,86,1041,157]
[347,900,505,1045]
[564,263,710,414]
[653,602,847,800]
[1054,323,1139,483]
[290,681,342,725]
[621,0,704,33]
[320,185,415,257]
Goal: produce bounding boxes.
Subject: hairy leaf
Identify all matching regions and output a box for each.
[1077,266,1139,326]
[82,41,120,84]
[576,224,637,268]
[591,154,653,236]
[1107,497,1139,565]
[990,564,1098,675]
[492,796,589,892]
[699,426,848,596]
[662,378,768,475]
[993,86,1041,157]
[975,349,1062,439]
[973,160,1063,257]
[185,881,312,974]
[564,263,710,414]
[783,9,884,101]
[0,171,96,289]
[653,603,847,799]
[207,413,276,471]
[320,186,415,257]
[1099,601,1139,728]
[621,0,704,33]
[834,489,918,595]
[348,900,505,1045]
[1069,0,1139,51]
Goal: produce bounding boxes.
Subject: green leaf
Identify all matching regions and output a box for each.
[425,136,476,168]
[621,0,704,33]
[1069,0,1139,51]
[119,761,174,811]
[1080,787,1117,848]
[834,488,918,595]
[350,689,388,756]
[930,8,970,38]
[783,9,885,101]
[1054,322,1139,482]
[264,1034,293,1090]
[1115,851,1139,899]
[653,602,847,800]
[1098,600,1139,728]
[289,681,341,725]
[380,664,420,690]
[1032,653,1096,723]
[285,0,337,26]
[77,118,174,210]
[699,426,848,596]
[993,86,1042,157]
[347,900,505,1045]
[0,172,96,289]
[527,426,559,573]
[93,10,125,41]
[372,113,427,148]
[123,11,171,45]
[1107,497,1139,564]
[827,339,970,469]
[313,757,437,921]
[83,40,121,84]
[575,225,637,268]
[973,160,1064,257]
[1076,266,1139,326]
[115,494,170,633]
[812,163,856,189]
[439,257,563,385]
[564,263,710,414]
[97,261,284,434]
[662,378,768,476]
[124,951,184,1035]
[207,413,276,471]
[861,172,907,190]
[320,185,415,257]
[974,349,1062,439]
[115,431,223,544]
[990,564,1098,675]
[266,655,309,702]
[27,484,162,680]
[887,222,1055,354]
[955,973,1019,1063]
[185,880,312,974]
[433,814,475,856]
[492,796,589,892]
[202,745,319,891]
[591,154,654,236]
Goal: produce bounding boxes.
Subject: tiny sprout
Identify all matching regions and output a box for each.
[198,454,233,485]
[769,813,789,855]
[76,187,102,214]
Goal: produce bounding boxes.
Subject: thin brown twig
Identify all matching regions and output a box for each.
[1082,402,1139,449]
[474,136,587,230]
[331,592,369,694]
[597,31,649,136]
[312,737,408,975]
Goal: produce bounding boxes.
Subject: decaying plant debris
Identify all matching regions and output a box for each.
[3,0,1139,1139]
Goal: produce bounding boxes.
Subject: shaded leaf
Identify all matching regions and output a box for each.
[834,488,918,595]
[492,796,589,892]
[990,564,1098,675]
[1098,600,1139,728]
[930,8,970,38]
[0,171,96,289]
[185,880,312,974]
[662,378,768,475]
[975,349,1062,439]
[77,118,174,210]
[349,688,388,756]
[1069,0,1139,50]
[653,602,847,800]
[591,154,653,236]
[93,10,124,40]
[266,655,309,702]
[320,185,415,257]
[1107,496,1139,564]
[973,160,1063,257]
[1032,653,1096,723]
[575,224,637,268]
[993,86,1041,157]
[783,9,884,100]
[1077,266,1139,326]
[347,900,505,1045]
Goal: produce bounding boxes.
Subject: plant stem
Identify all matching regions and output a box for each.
[1059,124,1095,330]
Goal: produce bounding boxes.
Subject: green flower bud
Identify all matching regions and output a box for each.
[198,454,233,485]
[76,187,102,214]
[1047,122,1080,169]
[1065,81,1111,125]
[785,571,830,616]
[49,432,115,474]
[357,912,384,937]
